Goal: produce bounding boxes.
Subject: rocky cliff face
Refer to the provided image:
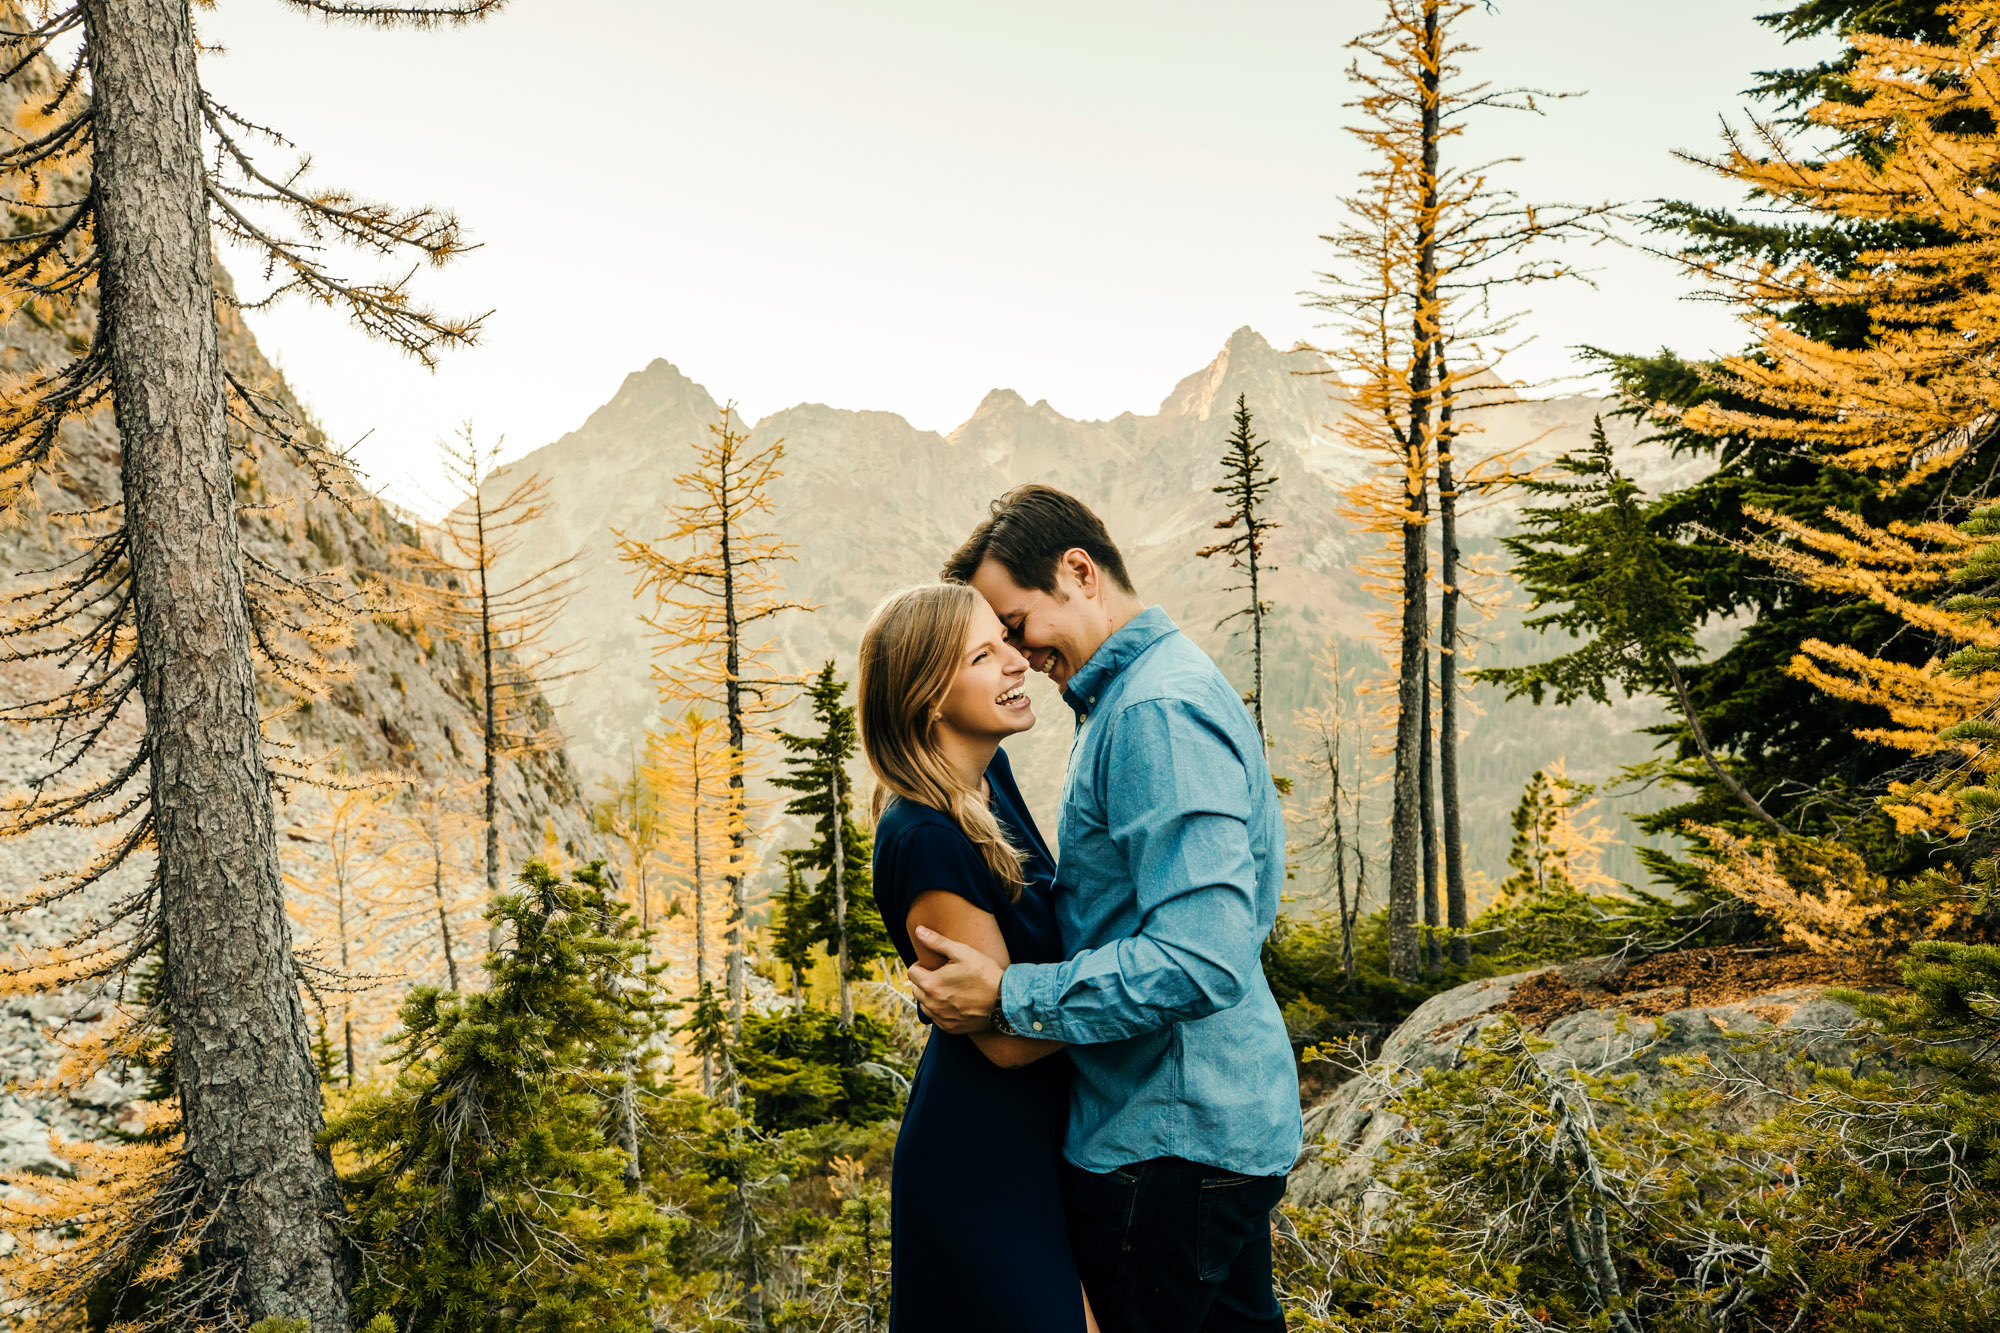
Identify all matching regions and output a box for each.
[0,41,591,1157]
[484,327,1698,886]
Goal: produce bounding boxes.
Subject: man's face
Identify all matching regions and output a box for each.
[968,554,1109,692]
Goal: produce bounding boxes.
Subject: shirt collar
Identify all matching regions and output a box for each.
[1061,606,1178,718]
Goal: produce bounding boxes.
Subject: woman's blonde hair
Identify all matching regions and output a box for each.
[858,583,1027,898]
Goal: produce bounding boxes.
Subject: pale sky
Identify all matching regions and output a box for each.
[188,1,1831,512]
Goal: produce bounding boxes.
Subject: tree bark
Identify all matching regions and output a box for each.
[1248,515,1266,749]
[1419,641,1440,975]
[83,0,353,1323]
[1664,659,1787,837]
[692,762,713,1098]
[1387,0,1443,981]
[1438,362,1470,966]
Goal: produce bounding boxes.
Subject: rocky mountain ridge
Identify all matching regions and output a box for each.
[484,327,1697,891]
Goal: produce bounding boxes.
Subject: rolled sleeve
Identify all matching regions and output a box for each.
[1000,698,1262,1044]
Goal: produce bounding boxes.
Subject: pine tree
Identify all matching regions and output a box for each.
[403,424,580,923]
[773,663,890,1028]
[1479,420,1788,838]
[325,859,671,1333]
[1498,764,1618,904]
[1198,394,1281,746]
[771,851,817,1000]
[619,406,813,1036]
[0,4,503,1321]
[1589,1,1974,855]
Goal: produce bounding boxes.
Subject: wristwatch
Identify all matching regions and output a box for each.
[990,1001,1019,1037]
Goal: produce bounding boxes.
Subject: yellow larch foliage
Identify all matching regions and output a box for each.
[1685,4,2000,486]
[281,783,403,1085]
[1685,824,1942,958]
[0,1123,197,1333]
[1668,2,2000,848]
[617,404,812,1031]
[643,709,741,1093]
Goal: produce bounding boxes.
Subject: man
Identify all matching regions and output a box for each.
[909,483,1301,1333]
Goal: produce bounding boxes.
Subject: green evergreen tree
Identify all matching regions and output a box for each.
[770,851,817,1000]
[732,1006,908,1133]
[1477,420,1786,839]
[325,860,672,1333]
[773,663,891,1027]
[677,979,737,1104]
[1197,393,1280,747]
[1586,0,1971,864]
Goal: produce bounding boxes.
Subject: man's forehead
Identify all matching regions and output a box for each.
[971,559,1038,609]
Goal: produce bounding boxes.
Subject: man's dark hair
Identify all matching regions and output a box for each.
[941,484,1135,595]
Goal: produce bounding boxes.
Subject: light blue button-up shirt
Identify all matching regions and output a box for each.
[998,606,1302,1178]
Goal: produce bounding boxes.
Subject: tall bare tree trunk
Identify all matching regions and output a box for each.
[430,834,461,991]
[475,492,504,952]
[832,758,853,1028]
[84,0,352,1323]
[1248,531,1266,748]
[1419,639,1441,975]
[338,873,354,1083]
[692,764,713,1098]
[718,450,748,1037]
[1387,0,1443,981]
[1437,360,1470,965]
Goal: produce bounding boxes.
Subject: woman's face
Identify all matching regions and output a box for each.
[935,597,1035,742]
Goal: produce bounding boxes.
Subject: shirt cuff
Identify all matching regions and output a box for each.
[999,961,1056,1038]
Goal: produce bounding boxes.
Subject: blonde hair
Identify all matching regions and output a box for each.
[858,583,1027,898]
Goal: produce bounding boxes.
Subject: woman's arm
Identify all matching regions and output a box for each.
[908,890,1067,1070]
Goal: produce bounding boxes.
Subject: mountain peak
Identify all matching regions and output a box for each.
[1156,326,1295,422]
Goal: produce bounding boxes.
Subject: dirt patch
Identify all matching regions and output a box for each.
[1476,947,1893,1033]
[1593,947,1890,1018]
[1503,970,1588,1030]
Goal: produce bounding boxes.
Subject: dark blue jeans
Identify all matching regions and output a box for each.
[1061,1156,1288,1333]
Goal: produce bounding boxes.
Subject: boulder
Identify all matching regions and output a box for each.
[1289,948,1895,1209]
[0,1114,71,1178]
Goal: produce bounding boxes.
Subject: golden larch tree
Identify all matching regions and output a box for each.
[618,405,812,1035]
[1315,0,1609,975]
[645,707,738,1096]
[1670,3,2000,856]
[282,783,398,1087]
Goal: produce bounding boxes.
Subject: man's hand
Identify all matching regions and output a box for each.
[907,926,1005,1034]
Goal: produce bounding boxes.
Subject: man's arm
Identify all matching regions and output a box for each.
[906,890,1066,1068]
[911,698,1264,1043]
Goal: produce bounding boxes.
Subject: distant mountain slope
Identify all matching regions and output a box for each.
[488,327,1703,891]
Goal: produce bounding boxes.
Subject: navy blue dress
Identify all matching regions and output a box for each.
[872,747,1083,1333]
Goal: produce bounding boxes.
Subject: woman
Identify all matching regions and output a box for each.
[858,583,1098,1333]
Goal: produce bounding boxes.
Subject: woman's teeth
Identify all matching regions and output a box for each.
[996,687,1026,706]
